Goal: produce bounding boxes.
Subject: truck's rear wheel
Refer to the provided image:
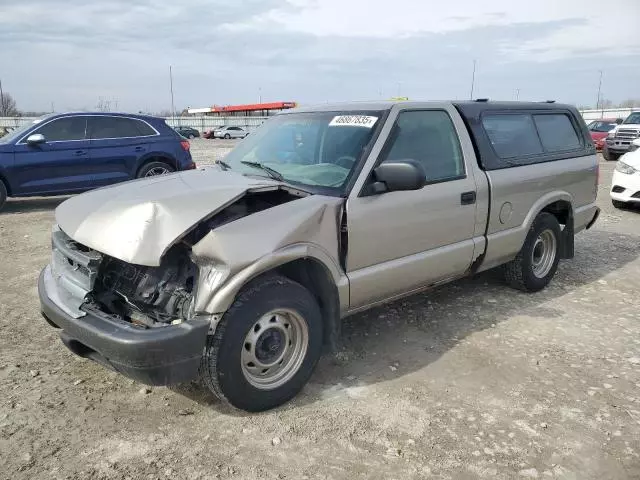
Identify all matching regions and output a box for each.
[503,212,561,292]
[200,275,323,412]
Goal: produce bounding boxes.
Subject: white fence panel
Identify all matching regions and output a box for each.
[0,116,269,132]
[579,108,635,122]
[2,108,638,132]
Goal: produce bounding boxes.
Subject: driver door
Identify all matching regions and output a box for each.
[12,116,90,195]
[346,107,478,309]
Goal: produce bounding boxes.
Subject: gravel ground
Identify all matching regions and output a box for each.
[1,144,639,479]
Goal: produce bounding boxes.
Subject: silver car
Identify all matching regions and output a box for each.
[213,126,248,139]
[39,100,600,412]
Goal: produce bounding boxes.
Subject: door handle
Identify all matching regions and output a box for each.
[74,150,87,156]
[460,191,476,205]
[134,146,146,152]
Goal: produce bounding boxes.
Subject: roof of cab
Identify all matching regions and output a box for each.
[285,100,577,115]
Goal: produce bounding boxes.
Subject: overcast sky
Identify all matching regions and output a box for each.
[1,0,639,113]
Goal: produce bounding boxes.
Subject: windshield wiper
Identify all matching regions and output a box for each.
[216,160,232,170]
[240,161,284,181]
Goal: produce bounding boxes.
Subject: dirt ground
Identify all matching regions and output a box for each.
[1,141,639,479]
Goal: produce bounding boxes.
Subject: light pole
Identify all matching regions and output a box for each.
[596,70,603,118]
[169,65,177,125]
[0,78,5,117]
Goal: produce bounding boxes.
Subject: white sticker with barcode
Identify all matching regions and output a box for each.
[329,115,378,128]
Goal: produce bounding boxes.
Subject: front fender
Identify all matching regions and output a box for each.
[196,242,349,315]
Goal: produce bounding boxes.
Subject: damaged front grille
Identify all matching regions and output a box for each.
[89,247,196,328]
[48,227,103,318]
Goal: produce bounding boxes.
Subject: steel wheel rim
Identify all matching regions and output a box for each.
[145,166,170,177]
[241,309,309,390]
[531,229,556,278]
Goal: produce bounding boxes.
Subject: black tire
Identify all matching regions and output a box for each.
[0,180,7,211]
[503,212,561,292]
[602,146,619,162]
[612,199,626,209]
[200,275,323,412]
[137,161,175,178]
[224,133,231,139]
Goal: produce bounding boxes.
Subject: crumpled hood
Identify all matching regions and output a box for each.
[55,167,283,266]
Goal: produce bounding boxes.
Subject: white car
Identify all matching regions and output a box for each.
[611,138,640,209]
[213,126,248,139]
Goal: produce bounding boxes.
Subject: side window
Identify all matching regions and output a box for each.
[381,110,464,182]
[533,114,582,152]
[32,117,86,142]
[133,120,156,136]
[89,117,154,139]
[482,114,543,159]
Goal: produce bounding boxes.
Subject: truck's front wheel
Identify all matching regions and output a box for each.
[602,145,619,162]
[200,275,323,412]
[503,213,561,292]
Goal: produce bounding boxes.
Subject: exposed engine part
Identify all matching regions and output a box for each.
[184,188,304,246]
[89,189,304,328]
[91,247,196,328]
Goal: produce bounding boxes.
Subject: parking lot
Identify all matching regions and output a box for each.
[1,140,639,479]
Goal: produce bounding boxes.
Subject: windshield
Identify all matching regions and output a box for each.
[223,110,384,193]
[589,121,617,132]
[0,116,51,144]
[623,113,640,124]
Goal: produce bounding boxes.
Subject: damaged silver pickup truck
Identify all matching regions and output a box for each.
[39,100,600,411]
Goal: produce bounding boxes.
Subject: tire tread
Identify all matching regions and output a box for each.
[503,212,560,292]
[199,275,319,411]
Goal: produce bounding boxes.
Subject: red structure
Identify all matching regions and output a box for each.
[211,102,296,114]
[188,101,297,117]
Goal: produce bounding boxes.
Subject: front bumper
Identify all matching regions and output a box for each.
[606,140,633,153]
[611,170,640,204]
[39,266,210,385]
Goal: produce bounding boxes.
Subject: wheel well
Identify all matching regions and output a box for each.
[541,200,574,259]
[275,258,341,351]
[137,156,176,176]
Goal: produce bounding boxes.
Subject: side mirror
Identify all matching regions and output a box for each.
[366,160,426,195]
[26,133,46,145]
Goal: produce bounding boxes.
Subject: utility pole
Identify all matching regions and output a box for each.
[169,65,177,126]
[0,78,5,117]
[596,70,603,117]
[258,86,262,104]
[51,102,55,113]
[469,60,476,100]
[515,88,520,101]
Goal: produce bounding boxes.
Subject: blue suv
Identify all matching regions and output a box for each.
[0,112,196,210]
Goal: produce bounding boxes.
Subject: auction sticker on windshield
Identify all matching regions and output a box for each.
[329,115,378,128]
